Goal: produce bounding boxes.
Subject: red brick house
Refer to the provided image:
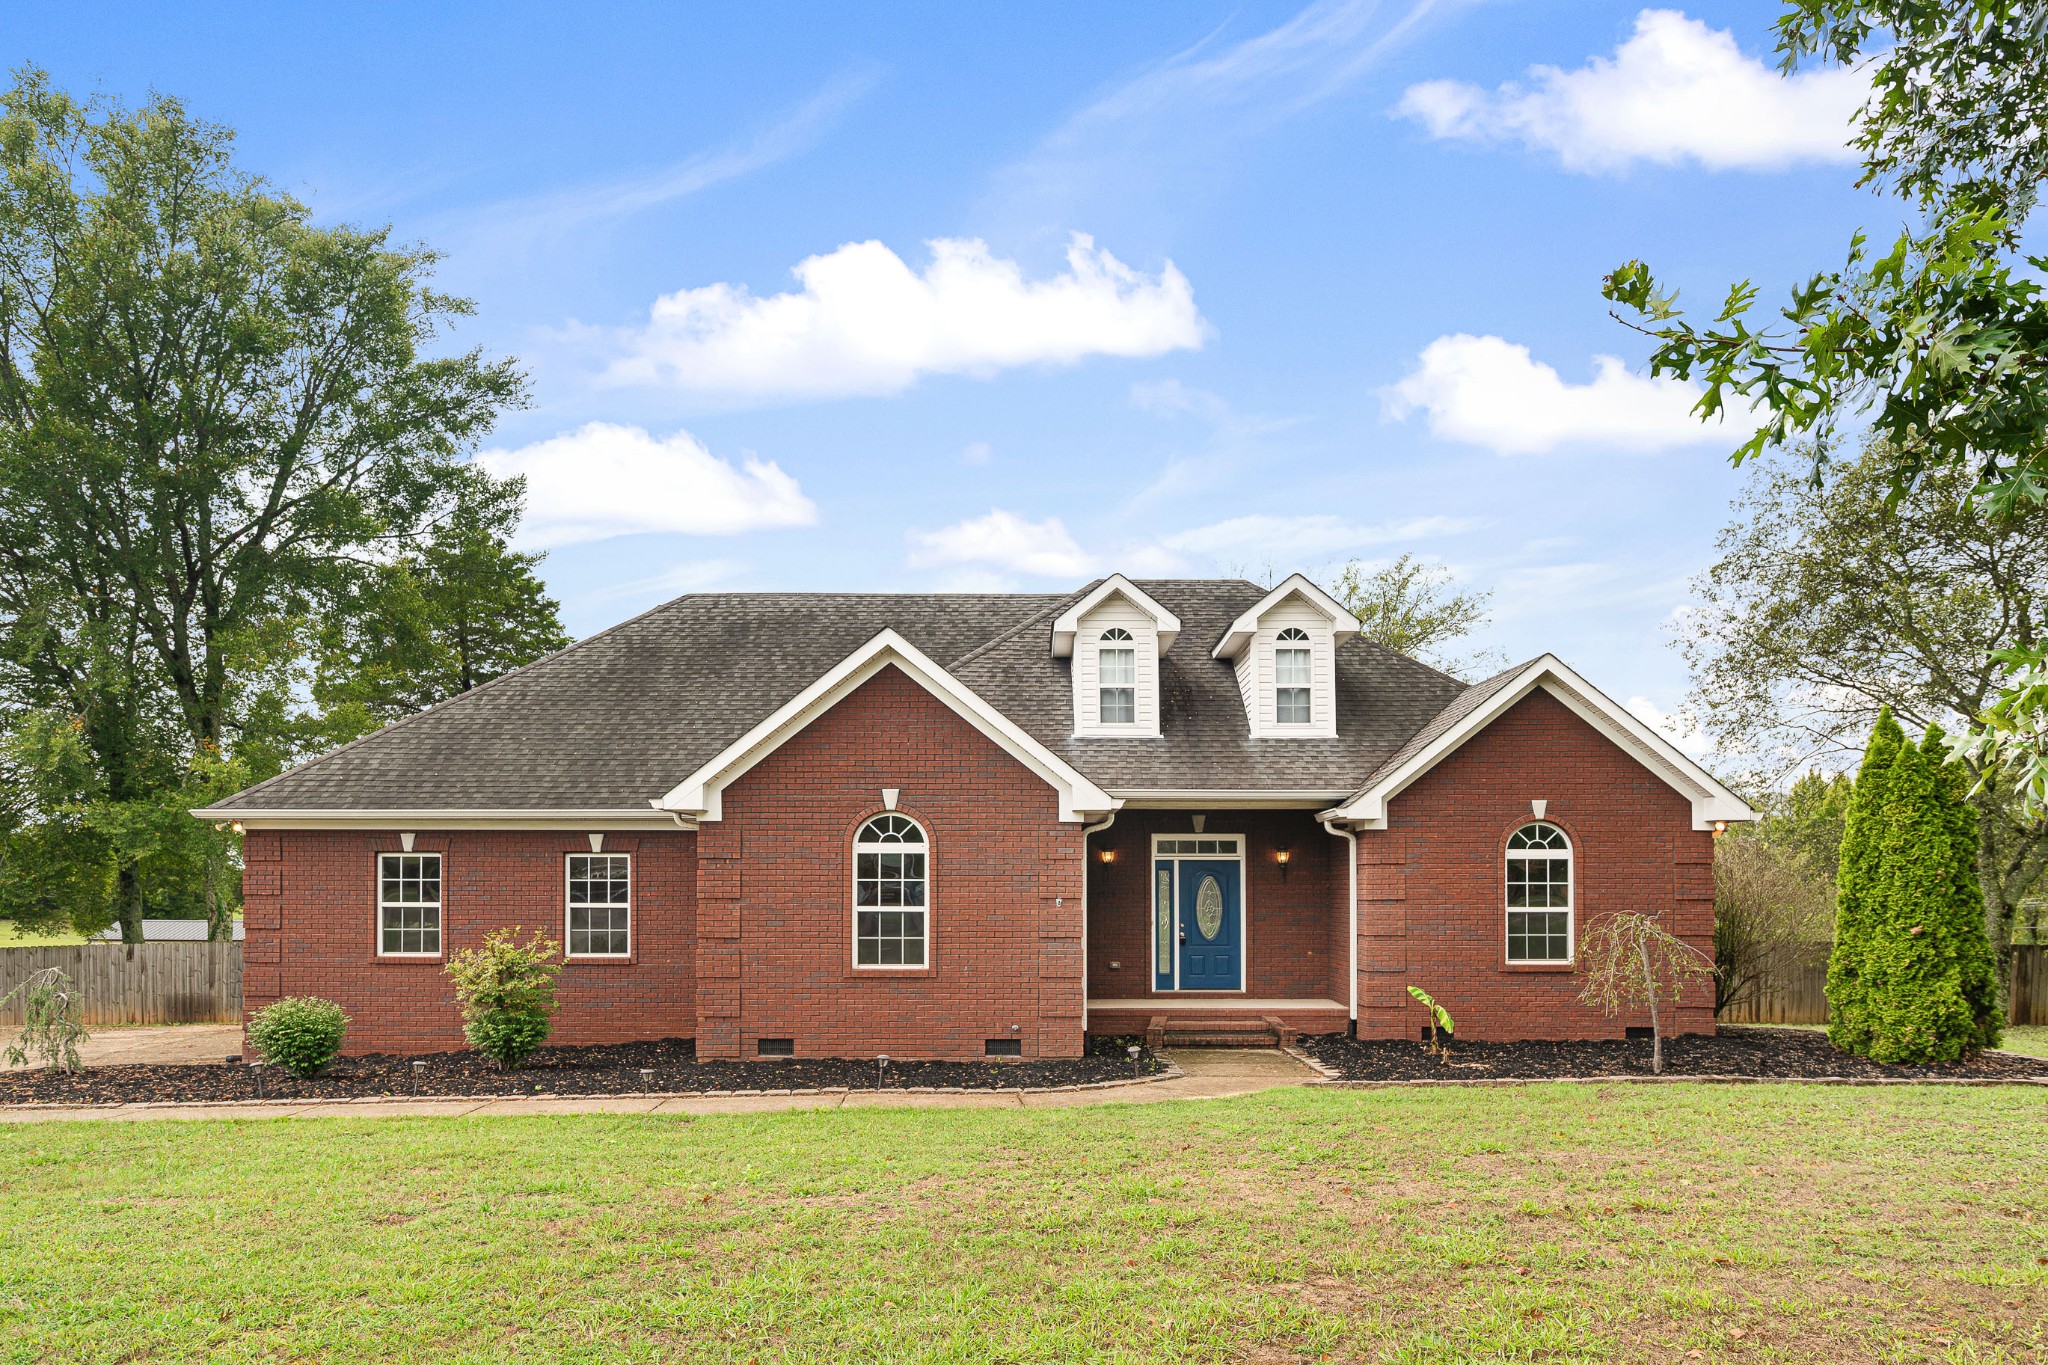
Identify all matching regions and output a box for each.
[197,574,1752,1059]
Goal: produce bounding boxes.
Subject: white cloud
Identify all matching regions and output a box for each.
[582,560,745,604]
[906,510,1099,580]
[1381,333,1746,455]
[476,422,817,549]
[960,441,994,467]
[1396,8,1867,172]
[1163,513,1484,558]
[1626,694,1714,762]
[608,233,1206,401]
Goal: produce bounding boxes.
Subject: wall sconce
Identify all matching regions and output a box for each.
[1275,844,1291,879]
[1713,820,1728,836]
[1098,847,1117,864]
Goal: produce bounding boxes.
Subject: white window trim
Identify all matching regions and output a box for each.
[1504,822,1574,965]
[376,851,443,958]
[1098,628,1138,727]
[852,814,931,971]
[1148,833,1249,994]
[564,852,632,959]
[1274,628,1312,726]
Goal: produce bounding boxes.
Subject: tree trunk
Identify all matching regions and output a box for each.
[1638,933,1664,1075]
[116,864,144,946]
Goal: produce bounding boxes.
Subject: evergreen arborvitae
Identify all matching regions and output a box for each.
[1829,718,2003,1063]
[1826,708,1903,1055]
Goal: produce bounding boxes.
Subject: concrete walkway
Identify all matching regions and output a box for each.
[0,1024,242,1070]
[0,1047,1321,1123]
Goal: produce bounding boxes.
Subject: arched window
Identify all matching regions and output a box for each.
[1098,627,1136,725]
[1505,822,1571,962]
[854,814,927,967]
[1275,627,1311,724]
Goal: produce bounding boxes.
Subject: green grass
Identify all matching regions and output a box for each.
[0,923,86,947]
[2,1086,2044,1362]
[2000,1025,2048,1058]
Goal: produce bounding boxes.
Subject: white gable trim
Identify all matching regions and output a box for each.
[1322,654,1755,832]
[659,629,1119,823]
[1051,575,1181,657]
[1212,573,1362,660]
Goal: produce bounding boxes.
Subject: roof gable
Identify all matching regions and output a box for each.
[1050,575,1182,656]
[1212,573,1362,660]
[659,629,1117,823]
[1323,654,1755,831]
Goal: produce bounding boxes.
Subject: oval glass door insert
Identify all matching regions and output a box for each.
[1195,875,1224,940]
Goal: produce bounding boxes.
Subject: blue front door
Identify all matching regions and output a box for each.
[1175,858,1241,990]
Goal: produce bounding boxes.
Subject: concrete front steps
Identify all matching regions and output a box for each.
[1088,998,1348,1046]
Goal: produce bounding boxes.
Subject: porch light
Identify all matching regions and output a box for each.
[1099,847,1117,864]
[1713,820,1728,836]
[1275,844,1291,879]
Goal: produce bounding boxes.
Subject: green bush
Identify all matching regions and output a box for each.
[445,929,561,1070]
[1827,711,2002,1062]
[247,997,350,1078]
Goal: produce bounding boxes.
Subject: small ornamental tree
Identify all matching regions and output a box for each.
[1833,722,2003,1062]
[1577,912,1714,1074]
[1,967,88,1072]
[445,929,561,1070]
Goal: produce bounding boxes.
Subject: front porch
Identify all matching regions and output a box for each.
[1083,807,1352,1043]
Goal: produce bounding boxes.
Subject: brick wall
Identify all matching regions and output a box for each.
[696,664,1087,1062]
[1084,809,1345,1004]
[244,827,697,1055]
[1353,689,1717,1042]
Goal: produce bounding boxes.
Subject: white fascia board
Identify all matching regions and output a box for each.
[1051,575,1182,656]
[1323,654,1757,832]
[660,628,1119,823]
[1109,789,1356,810]
[188,808,690,831]
[1211,573,1363,660]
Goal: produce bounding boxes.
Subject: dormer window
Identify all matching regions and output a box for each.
[1098,629,1137,724]
[1275,628,1311,724]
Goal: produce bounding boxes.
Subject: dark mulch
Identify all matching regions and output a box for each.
[1297,1025,2048,1082]
[0,1034,1168,1107]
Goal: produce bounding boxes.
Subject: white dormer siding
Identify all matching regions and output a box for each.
[1212,573,1362,740]
[1073,601,1162,735]
[1051,574,1181,739]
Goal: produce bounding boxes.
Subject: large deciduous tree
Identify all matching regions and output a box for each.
[1679,444,2048,954]
[0,69,531,940]
[1603,2,2048,815]
[1328,554,1503,680]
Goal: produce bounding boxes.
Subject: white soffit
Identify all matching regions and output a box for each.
[660,628,1118,823]
[187,808,687,831]
[1212,573,1363,660]
[1324,654,1756,832]
[1050,574,1182,656]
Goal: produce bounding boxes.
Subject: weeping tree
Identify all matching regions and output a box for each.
[0,68,535,939]
[1578,911,1715,1074]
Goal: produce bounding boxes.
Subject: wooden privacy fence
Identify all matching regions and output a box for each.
[1720,945,2048,1027]
[0,943,241,1026]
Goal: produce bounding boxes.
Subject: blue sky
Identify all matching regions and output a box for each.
[8,1,1881,750]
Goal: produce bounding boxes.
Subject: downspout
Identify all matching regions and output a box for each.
[1080,809,1119,1031]
[1322,817,1357,1036]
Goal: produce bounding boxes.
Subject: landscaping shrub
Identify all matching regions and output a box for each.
[445,929,561,1070]
[1828,711,2002,1062]
[247,997,350,1078]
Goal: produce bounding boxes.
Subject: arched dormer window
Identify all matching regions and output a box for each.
[1098,628,1136,725]
[1506,822,1571,962]
[1275,627,1311,725]
[854,814,927,967]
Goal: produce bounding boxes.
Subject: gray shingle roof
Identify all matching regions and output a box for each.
[207,580,1474,813]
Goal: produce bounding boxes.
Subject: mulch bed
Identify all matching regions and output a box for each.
[1296,1024,2048,1082]
[0,1034,1169,1107]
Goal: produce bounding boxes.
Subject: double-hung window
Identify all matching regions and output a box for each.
[854,814,927,966]
[1505,822,1572,961]
[1098,628,1136,725]
[378,852,442,956]
[1275,628,1312,724]
[567,854,631,957]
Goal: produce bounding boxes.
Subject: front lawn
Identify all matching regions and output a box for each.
[2,1085,2042,1362]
